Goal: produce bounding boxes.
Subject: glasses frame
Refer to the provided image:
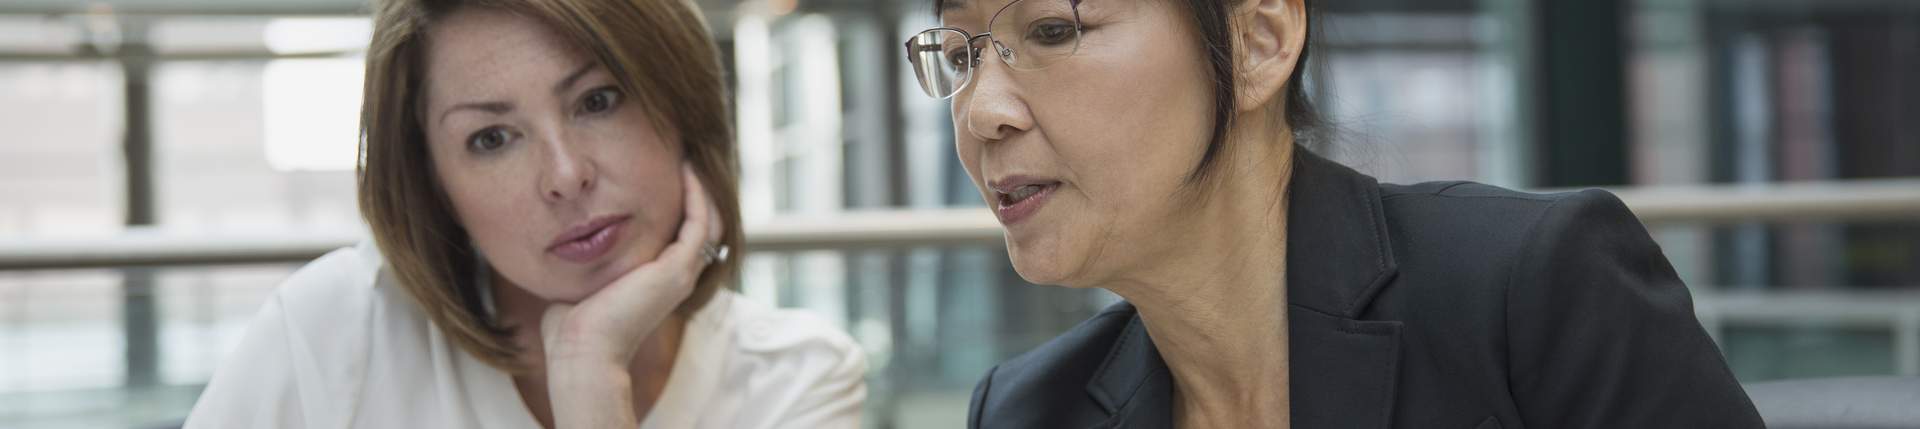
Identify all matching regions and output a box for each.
[904,0,1085,99]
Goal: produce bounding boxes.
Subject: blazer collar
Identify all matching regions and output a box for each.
[1284,148,1400,318]
[1084,148,1404,428]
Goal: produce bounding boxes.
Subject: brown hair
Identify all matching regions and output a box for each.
[357,0,741,372]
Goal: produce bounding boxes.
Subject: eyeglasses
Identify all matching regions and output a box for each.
[904,0,1084,99]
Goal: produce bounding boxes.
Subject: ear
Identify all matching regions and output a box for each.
[1233,0,1308,113]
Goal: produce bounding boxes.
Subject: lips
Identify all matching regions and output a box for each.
[988,176,1060,225]
[1000,184,1049,206]
[547,214,631,263]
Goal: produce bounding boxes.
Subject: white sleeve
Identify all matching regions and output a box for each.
[735,312,869,429]
[769,338,867,429]
[183,246,375,429]
[181,294,309,429]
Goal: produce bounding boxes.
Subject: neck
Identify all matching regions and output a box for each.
[1103,126,1295,428]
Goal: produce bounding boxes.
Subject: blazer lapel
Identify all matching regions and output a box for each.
[1285,150,1404,428]
[1288,307,1403,428]
[1086,316,1174,428]
[1081,312,1404,429]
[1082,149,1405,428]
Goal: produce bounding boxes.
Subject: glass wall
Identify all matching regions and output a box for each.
[2,0,1917,427]
[1638,0,1920,381]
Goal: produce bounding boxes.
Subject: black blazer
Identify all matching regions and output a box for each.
[966,150,1765,428]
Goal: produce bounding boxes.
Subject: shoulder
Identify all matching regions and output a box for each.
[718,291,865,375]
[1375,181,1646,284]
[980,301,1137,390]
[1386,187,1760,425]
[1372,182,1759,425]
[1378,180,1616,227]
[703,291,868,426]
[710,291,867,398]
[1378,180,1637,231]
[236,240,392,363]
[1366,182,1659,344]
[971,301,1140,426]
[1377,180,1689,331]
[188,240,421,428]
[270,240,434,355]
[274,241,390,327]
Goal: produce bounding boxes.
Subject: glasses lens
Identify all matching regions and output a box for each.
[906,29,973,99]
[988,0,1081,71]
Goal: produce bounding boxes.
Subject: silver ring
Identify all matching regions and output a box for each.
[701,243,730,265]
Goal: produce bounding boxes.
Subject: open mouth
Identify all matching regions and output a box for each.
[998,183,1056,207]
[989,177,1061,225]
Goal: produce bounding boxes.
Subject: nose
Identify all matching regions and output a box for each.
[539,132,597,203]
[961,49,1035,142]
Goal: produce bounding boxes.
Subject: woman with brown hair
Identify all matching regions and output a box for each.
[185,0,865,427]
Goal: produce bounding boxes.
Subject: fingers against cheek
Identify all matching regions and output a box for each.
[653,164,709,280]
[676,165,709,247]
[700,178,723,244]
[684,170,719,287]
[681,164,714,243]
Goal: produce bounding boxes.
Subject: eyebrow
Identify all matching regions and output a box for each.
[938,0,968,13]
[435,62,599,126]
[438,101,511,126]
[551,62,597,96]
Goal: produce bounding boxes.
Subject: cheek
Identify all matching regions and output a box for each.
[956,138,984,183]
[1044,89,1208,212]
[1049,32,1212,202]
[427,132,556,270]
[432,145,522,234]
[1022,27,1212,279]
[611,156,684,243]
[440,164,554,291]
[595,117,687,248]
[950,105,979,168]
[440,162,536,241]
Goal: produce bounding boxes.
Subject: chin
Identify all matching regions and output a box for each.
[571,265,629,299]
[527,279,600,304]
[1006,240,1079,287]
[525,264,622,304]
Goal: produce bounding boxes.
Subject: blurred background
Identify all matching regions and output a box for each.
[1,0,1917,427]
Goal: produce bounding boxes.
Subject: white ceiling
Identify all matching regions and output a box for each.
[3,0,365,15]
[1,0,744,16]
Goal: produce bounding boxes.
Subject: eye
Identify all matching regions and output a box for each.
[466,126,516,154]
[946,46,973,69]
[1027,19,1077,45]
[579,86,622,115]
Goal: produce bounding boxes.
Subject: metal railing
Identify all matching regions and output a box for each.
[0,208,1004,270]
[4,177,1919,270]
[1698,290,1920,376]
[3,178,1919,377]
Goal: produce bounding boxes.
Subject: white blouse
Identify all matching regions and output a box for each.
[184,241,867,428]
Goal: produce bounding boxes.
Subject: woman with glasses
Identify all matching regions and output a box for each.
[907,0,1762,427]
[184,0,866,427]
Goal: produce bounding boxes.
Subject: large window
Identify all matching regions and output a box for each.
[3,0,1917,427]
